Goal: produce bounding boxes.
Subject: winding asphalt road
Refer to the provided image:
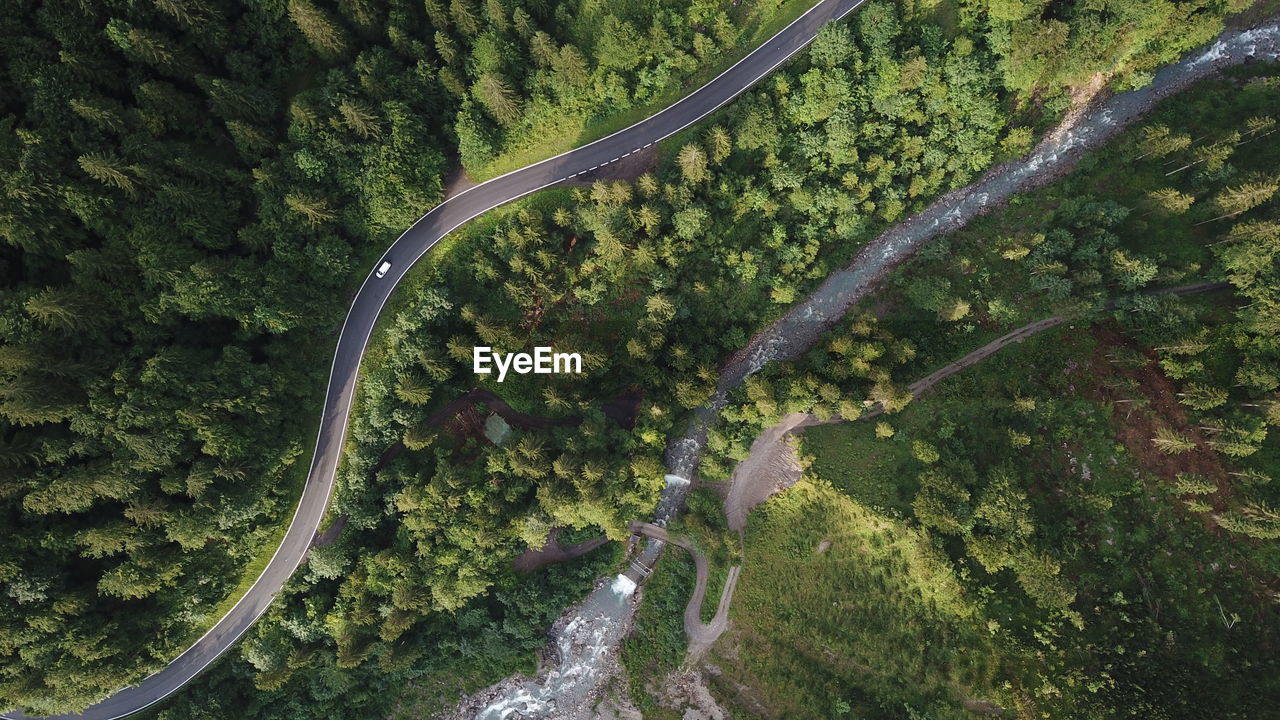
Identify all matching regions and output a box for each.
[2,1,862,718]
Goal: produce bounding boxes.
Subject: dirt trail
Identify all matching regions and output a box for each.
[719,281,1234,527]
[629,521,741,661]
[661,21,1280,487]
[713,317,1079,525]
[455,19,1278,718]
[867,280,1230,419]
[423,387,583,430]
[514,529,611,573]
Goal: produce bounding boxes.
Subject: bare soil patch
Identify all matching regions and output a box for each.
[1084,325,1232,509]
[723,412,824,534]
[514,528,610,573]
[649,668,732,720]
[443,159,479,200]
[601,388,643,430]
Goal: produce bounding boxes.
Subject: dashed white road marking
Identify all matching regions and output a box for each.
[552,145,648,183]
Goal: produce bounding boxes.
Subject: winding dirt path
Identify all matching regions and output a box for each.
[457,19,1277,720]
[628,522,741,662]
[722,281,1234,525]
[513,530,611,574]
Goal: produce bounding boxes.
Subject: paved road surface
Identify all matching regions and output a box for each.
[1,2,862,718]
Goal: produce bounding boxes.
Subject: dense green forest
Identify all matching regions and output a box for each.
[0,0,452,711]
[0,0,1265,717]
[189,3,1259,718]
[682,67,1280,718]
[0,0,794,713]
[439,0,819,173]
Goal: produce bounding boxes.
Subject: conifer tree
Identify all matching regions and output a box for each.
[474,73,521,126]
[77,152,137,195]
[287,0,349,58]
[1151,426,1195,454]
[676,143,709,184]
